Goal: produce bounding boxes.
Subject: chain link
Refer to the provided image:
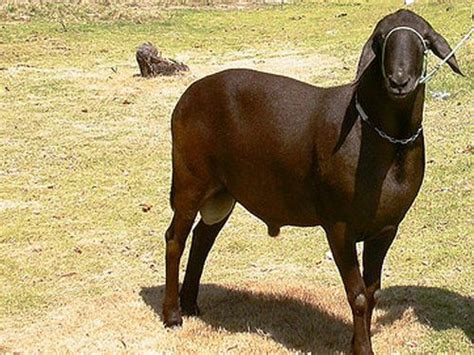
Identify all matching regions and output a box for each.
[355,96,423,145]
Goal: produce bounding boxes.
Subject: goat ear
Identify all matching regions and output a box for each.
[355,33,377,80]
[427,30,463,76]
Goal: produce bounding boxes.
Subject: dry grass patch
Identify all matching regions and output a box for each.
[0,281,446,353]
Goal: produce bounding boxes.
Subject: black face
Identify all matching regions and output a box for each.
[382,30,425,99]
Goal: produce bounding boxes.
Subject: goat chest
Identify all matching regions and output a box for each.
[315,130,426,237]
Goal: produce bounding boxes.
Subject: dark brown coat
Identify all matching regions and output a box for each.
[162,10,462,354]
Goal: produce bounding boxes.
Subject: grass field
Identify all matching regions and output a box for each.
[0,1,473,353]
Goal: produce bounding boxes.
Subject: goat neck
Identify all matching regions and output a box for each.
[356,62,425,143]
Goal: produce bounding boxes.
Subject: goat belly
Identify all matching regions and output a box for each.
[219,165,322,228]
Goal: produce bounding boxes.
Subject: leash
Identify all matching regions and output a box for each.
[420,27,473,84]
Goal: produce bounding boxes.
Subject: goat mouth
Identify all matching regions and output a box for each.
[386,79,416,99]
[387,86,414,99]
[391,90,410,99]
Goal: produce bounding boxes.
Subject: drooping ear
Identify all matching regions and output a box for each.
[355,32,378,81]
[426,29,463,76]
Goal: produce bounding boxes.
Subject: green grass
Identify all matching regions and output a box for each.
[0,1,472,352]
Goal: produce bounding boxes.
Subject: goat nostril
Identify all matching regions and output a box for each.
[388,75,409,89]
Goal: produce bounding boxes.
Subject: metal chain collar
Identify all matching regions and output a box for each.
[355,95,423,145]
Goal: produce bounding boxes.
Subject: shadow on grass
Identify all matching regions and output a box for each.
[140,283,352,352]
[140,284,473,352]
[377,285,474,343]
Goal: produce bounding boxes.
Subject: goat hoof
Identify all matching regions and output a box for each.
[352,344,374,355]
[181,302,200,316]
[351,336,374,355]
[163,309,183,328]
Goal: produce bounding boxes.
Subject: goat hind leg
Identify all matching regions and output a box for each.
[163,212,196,328]
[180,213,232,316]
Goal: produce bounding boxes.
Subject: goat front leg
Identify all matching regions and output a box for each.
[326,222,372,355]
[362,227,397,335]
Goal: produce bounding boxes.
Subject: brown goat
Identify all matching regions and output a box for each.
[162,10,462,354]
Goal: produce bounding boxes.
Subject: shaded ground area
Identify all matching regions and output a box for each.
[1,281,472,352]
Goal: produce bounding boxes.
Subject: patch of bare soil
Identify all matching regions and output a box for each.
[192,49,345,82]
[0,200,40,211]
